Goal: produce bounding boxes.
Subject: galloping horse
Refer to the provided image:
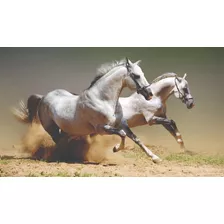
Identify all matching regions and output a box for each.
[13,58,162,163]
[115,73,195,151]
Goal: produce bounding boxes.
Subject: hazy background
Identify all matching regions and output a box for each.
[0,48,223,154]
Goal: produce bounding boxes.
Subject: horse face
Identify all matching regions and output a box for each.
[174,76,194,109]
[125,58,153,100]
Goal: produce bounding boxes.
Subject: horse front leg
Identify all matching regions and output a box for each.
[113,137,126,153]
[150,116,185,150]
[96,124,127,151]
[115,120,162,163]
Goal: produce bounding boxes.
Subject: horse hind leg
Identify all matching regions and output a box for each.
[45,121,61,144]
[39,114,61,144]
[38,102,61,144]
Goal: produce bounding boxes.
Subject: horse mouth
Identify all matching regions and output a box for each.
[187,102,195,109]
[146,92,153,101]
[148,95,153,100]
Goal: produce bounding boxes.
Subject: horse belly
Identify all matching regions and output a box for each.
[50,100,91,135]
[53,111,95,136]
[127,114,147,128]
[154,108,165,117]
[86,109,117,127]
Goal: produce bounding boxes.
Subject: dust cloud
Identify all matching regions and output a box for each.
[18,122,126,164]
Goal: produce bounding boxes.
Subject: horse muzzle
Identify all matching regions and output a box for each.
[137,86,153,101]
[186,98,195,109]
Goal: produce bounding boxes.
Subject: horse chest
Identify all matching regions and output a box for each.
[146,98,163,112]
[127,114,147,128]
[80,99,118,125]
[153,101,165,116]
[141,98,164,118]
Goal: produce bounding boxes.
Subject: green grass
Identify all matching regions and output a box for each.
[0,160,10,165]
[73,171,97,177]
[123,146,224,166]
[122,147,147,159]
[27,172,39,177]
[166,153,224,166]
[55,171,71,177]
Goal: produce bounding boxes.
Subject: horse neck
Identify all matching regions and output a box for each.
[150,77,175,102]
[89,66,126,102]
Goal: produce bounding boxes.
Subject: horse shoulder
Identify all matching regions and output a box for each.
[138,97,163,122]
[119,97,137,117]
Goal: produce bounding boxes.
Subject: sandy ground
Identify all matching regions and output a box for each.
[1,151,223,177]
[0,123,224,177]
[1,140,223,177]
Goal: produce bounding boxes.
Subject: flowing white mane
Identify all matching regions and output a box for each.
[97,58,126,76]
[152,72,178,83]
[87,59,126,89]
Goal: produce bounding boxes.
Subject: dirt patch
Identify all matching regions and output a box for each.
[1,123,224,177]
[1,152,224,177]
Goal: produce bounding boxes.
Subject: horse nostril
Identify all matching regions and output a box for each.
[148,91,153,97]
[189,102,194,108]
[148,92,153,100]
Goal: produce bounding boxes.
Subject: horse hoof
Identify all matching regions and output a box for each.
[152,156,162,164]
[113,144,120,153]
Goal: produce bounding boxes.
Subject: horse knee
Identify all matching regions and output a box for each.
[170,119,176,127]
[118,129,126,137]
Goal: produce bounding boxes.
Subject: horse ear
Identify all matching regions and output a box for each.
[126,57,132,64]
[125,57,132,70]
[135,60,141,65]
[175,74,181,82]
[183,73,187,80]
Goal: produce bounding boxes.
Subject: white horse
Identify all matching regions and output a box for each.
[13,58,162,163]
[114,72,195,151]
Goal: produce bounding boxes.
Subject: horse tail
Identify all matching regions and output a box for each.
[11,94,43,124]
